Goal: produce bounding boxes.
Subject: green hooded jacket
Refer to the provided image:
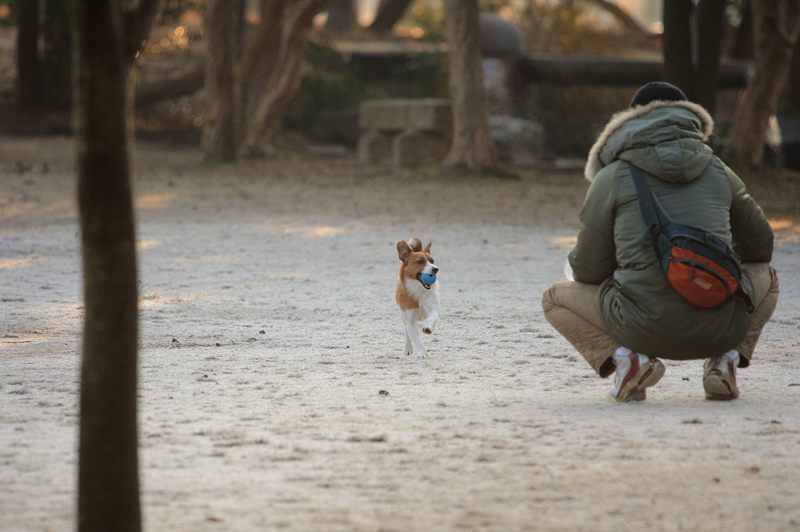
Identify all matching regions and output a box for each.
[570,100,774,360]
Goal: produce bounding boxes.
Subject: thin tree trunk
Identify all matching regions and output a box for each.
[725,1,800,168]
[789,38,800,110]
[239,0,286,141]
[73,0,159,529]
[590,0,657,41]
[662,0,694,98]
[16,0,42,109]
[325,0,356,34]
[203,0,242,161]
[43,0,72,109]
[695,0,726,115]
[443,0,496,169]
[368,0,413,34]
[731,1,753,60]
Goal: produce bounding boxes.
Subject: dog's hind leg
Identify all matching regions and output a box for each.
[404,331,413,356]
[406,325,427,358]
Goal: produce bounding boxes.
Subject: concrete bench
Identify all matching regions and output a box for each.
[357,98,452,166]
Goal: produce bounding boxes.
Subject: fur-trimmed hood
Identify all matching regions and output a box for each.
[584,100,714,182]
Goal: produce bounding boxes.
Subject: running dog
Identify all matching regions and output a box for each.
[396,237,439,358]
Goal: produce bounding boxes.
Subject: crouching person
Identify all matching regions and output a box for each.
[542,82,779,402]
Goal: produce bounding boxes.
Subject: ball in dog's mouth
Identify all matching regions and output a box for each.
[417,272,437,289]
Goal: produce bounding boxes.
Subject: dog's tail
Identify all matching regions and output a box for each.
[408,237,423,252]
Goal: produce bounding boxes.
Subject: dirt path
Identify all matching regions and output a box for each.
[2,136,800,531]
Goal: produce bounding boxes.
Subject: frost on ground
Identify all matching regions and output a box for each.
[2,136,800,531]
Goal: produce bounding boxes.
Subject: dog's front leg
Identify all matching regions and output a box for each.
[401,309,427,358]
[404,330,413,356]
[419,298,440,335]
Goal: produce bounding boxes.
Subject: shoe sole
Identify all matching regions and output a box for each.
[703,374,739,400]
[616,360,665,403]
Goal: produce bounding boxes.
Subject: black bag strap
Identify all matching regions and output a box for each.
[628,164,755,313]
[628,163,673,233]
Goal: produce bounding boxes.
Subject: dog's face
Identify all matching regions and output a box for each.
[397,238,439,290]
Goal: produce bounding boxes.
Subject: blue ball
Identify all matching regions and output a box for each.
[419,273,437,286]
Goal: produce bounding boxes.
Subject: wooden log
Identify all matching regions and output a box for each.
[134,61,205,107]
[131,50,752,109]
[511,54,751,88]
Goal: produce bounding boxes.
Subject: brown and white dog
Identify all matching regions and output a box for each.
[396,237,440,358]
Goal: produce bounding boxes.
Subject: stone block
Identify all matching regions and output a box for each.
[404,99,452,133]
[489,115,544,166]
[392,129,451,166]
[359,100,408,131]
[359,98,452,133]
[357,129,394,164]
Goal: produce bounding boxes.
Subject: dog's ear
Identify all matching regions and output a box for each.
[397,240,412,261]
[408,237,423,252]
[424,241,432,253]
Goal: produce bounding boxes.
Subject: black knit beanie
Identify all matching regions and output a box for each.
[629,81,688,108]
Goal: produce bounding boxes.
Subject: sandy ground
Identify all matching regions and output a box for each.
[2,135,800,531]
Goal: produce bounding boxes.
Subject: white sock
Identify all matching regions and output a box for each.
[711,350,739,373]
[614,346,650,366]
[613,346,632,359]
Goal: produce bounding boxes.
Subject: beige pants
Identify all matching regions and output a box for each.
[541,263,779,377]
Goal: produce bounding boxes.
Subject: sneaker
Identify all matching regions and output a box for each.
[703,353,739,400]
[610,351,665,403]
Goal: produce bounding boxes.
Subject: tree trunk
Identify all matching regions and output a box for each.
[43,0,72,109]
[135,61,205,107]
[695,0,726,115]
[368,0,413,34]
[590,0,657,42]
[240,0,286,130]
[72,1,159,530]
[731,1,753,60]
[203,0,242,161]
[662,0,694,98]
[239,0,330,157]
[16,0,43,109]
[443,0,496,169]
[325,0,356,34]
[202,0,329,158]
[789,38,800,111]
[724,1,800,168]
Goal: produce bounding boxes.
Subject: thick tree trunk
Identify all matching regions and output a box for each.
[43,0,72,109]
[16,0,42,109]
[73,0,159,530]
[202,0,328,158]
[240,0,330,157]
[443,0,496,169]
[695,0,726,115]
[203,0,242,161]
[368,0,413,34]
[725,1,800,168]
[662,0,694,98]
